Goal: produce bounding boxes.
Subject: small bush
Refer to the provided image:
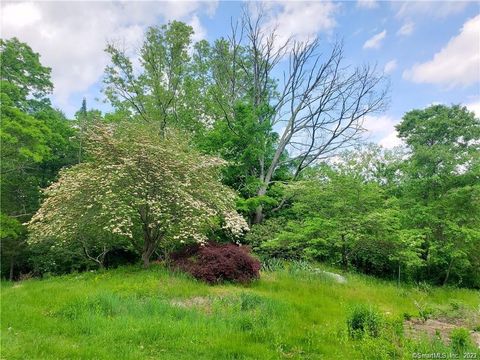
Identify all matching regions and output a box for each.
[171,243,261,284]
[347,304,383,339]
[450,328,472,353]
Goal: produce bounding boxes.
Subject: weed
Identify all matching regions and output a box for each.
[450,328,472,353]
[347,304,383,339]
[414,300,434,322]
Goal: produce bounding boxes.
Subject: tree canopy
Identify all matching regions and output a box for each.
[2,24,479,289]
[28,123,248,267]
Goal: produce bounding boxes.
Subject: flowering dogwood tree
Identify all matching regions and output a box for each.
[28,123,248,267]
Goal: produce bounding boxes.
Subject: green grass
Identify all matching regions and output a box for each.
[1,265,479,359]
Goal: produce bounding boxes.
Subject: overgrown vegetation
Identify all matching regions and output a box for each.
[1,1,479,294]
[1,5,479,359]
[1,266,479,359]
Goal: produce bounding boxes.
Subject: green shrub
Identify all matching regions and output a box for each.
[244,218,287,252]
[450,328,472,353]
[347,304,383,339]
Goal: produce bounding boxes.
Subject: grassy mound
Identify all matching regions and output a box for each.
[1,265,479,359]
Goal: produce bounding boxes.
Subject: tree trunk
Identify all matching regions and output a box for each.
[142,251,151,268]
[341,234,348,270]
[253,185,267,224]
[398,263,401,287]
[253,206,264,224]
[141,235,157,268]
[442,258,454,286]
[9,256,15,281]
[82,243,108,270]
[252,131,291,224]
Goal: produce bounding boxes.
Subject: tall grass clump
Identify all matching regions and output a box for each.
[347,304,383,339]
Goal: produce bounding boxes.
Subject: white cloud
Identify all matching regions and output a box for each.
[395,1,469,19]
[363,115,403,149]
[0,1,217,116]
[188,15,207,43]
[363,30,386,49]
[403,15,480,88]
[466,100,480,117]
[384,60,397,74]
[357,0,377,9]
[379,131,403,149]
[259,1,340,47]
[397,21,414,36]
[2,2,41,28]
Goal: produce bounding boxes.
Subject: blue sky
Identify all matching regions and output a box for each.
[2,1,479,147]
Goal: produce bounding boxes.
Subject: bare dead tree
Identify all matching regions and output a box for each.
[221,10,389,223]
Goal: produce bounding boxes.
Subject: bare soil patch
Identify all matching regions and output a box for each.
[170,296,212,313]
[404,318,480,348]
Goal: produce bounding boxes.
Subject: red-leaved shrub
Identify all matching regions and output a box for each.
[171,243,260,284]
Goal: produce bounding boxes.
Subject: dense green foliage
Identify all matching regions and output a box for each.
[247,105,480,287]
[1,21,480,359]
[1,266,479,359]
[1,20,479,291]
[0,38,78,279]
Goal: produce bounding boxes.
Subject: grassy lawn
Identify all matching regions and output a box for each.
[1,265,479,359]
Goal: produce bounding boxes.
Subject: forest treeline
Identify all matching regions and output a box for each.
[1,16,479,287]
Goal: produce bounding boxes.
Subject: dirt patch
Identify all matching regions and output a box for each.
[170,296,211,312]
[404,319,480,348]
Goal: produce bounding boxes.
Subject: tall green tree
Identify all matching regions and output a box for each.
[0,38,53,112]
[397,105,480,286]
[103,21,207,137]
[0,38,78,278]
